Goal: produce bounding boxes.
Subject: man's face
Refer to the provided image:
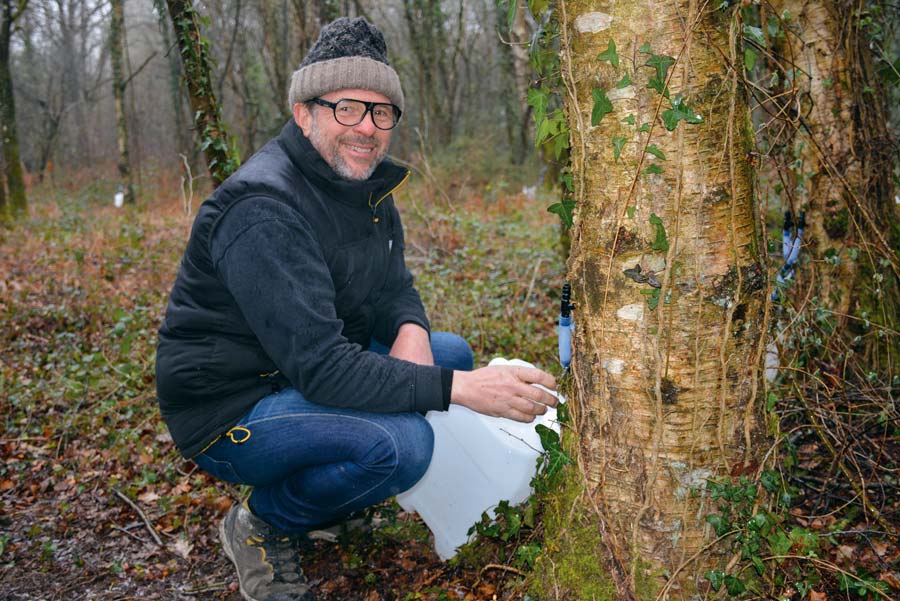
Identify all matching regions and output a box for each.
[293,89,394,181]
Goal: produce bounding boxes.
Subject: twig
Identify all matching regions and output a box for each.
[171,582,230,595]
[180,154,194,217]
[520,257,544,312]
[110,524,147,545]
[791,382,898,535]
[761,555,893,599]
[113,489,164,547]
[478,563,525,577]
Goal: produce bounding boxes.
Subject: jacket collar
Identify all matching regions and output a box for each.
[277,119,408,207]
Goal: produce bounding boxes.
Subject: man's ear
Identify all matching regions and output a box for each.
[293,102,311,134]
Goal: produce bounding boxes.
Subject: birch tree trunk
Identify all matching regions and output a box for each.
[109,0,135,204]
[541,1,767,597]
[771,0,899,373]
[1,0,27,217]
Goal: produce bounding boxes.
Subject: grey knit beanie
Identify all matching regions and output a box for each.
[288,17,404,112]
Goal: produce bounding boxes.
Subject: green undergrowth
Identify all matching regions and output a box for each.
[398,184,563,369]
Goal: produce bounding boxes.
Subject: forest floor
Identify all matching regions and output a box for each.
[1,168,898,600]
[0,169,562,600]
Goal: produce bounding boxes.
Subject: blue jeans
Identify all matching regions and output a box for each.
[193,332,473,533]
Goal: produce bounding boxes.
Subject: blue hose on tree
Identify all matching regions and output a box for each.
[773,211,805,300]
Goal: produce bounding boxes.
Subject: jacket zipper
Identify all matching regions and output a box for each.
[369,170,411,223]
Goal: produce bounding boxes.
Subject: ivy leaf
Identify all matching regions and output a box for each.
[649,212,669,251]
[597,39,619,68]
[642,164,664,176]
[641,288,660,310]
[766,528,792,556]
[527,87,549,126]
[591,88,614,126]
[622,114,635,125]
[752,556,766,576]
[743,24,766,46]
[535,109,566,149]
[639,41,652,54]
[744,48,758,71]
[547,199,576,228]
[536,423,573,478]
[638,122,652,133]
[724,576,746,595]
[645,53,675,97]
[615,73,632,88]
[706,570,725,592]
[706,513,727,536]
[612,137,627,162]
[535,423,560,450]
[645,144,666,160]
[626,206,636,219]
[662,96,703,131]
[506,0,517,29]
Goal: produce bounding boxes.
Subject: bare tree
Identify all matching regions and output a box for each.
[1,0,28,219]
[163,0,239,185]
[401,0,465,147]
[109,0,135,203]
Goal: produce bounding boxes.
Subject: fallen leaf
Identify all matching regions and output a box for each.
[137,491,159,504]
[172,536,193,560]
[808,590,827,601]
[871,540,888,557]
[880,571,900,590]
[837,544,856,561]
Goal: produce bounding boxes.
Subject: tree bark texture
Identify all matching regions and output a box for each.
[1,0,27,216]
[504,5,534,164]
[165,0,238,185]
[550,1,767,597]
[771,0,899,371]
[109,0,135,204]
[156,3,192,160]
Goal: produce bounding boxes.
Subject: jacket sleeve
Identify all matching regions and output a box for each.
[209,197,444,413]
[372,202,431,346]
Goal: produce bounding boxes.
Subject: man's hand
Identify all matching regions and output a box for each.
[389,323,434,366]
[451,365,557,423]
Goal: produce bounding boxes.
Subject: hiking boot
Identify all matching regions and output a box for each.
[307,513,383,542]
[219,502,315,601]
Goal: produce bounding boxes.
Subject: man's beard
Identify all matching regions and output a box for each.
[307,114,389,181]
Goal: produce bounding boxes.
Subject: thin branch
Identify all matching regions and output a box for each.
[121,50,157,88]
[112,489,164,547]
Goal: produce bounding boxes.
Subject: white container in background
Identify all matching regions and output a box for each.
[396,357,561,560]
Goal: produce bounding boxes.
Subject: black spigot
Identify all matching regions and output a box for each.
[560,283,574,318]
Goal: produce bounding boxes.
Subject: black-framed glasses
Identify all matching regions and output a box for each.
[311,97,402,130]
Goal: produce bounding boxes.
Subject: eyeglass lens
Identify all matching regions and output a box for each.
[333,99,398,130]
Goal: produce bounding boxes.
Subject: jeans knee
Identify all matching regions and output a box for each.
[389,415,434,494]
[433,332,474,371]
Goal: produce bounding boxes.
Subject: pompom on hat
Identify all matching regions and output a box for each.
[288,17,404,112]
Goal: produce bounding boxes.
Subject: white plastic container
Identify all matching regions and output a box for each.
[396,358,561,560]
